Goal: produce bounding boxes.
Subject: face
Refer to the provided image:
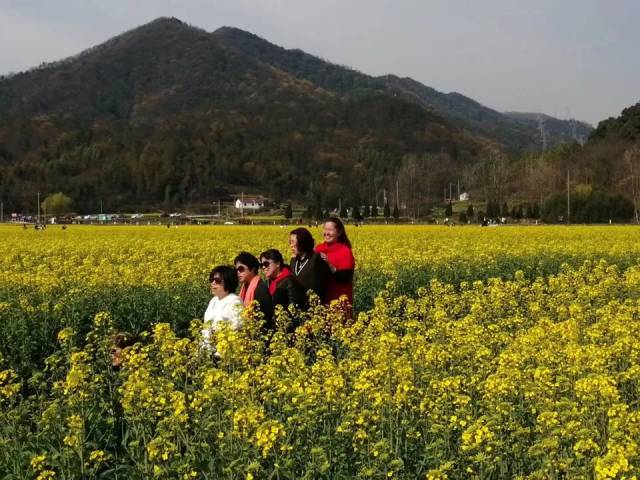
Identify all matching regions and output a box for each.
[235,262,254,284]
[210,274,226,298]
[323,221,339,244]
[289,234,300,256]
[111,347,124,368]
[260,258,280,280]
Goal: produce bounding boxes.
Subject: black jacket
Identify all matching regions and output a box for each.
[252,279,275,330]
[272,275,306,311]
[290,252,330,305]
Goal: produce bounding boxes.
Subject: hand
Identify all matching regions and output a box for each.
[319,253,336,273]
[320,252,337,273]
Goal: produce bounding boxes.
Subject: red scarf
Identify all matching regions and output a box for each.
[239,275,260,306]
[268,267,292,295]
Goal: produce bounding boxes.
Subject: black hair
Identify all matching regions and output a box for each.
[209,265,238,293]
[110,331,138,349]
[233,251,260,274]
[289,227,315,255]
[259,248,285,267]
[324,216,352,248]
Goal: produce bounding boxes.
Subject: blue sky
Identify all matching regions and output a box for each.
[1,0,638,125]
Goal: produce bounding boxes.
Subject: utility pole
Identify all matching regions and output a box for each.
[567,169,571,224]
[457,179,460,199]
[1,200,3,223]
[396,178,400,212]
[538,115,547,156]
[218,200,221,217]
[37,192,40,225]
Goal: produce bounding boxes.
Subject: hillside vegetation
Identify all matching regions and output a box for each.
[0,18,486,212]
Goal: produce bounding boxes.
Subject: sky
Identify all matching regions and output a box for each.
[1,0,638,126]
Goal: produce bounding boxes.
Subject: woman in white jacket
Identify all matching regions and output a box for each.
[202,265,243,348]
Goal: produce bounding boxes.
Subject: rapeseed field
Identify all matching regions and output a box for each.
[2,224,640,478]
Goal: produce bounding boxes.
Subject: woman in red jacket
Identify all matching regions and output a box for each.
[315,216,355,314]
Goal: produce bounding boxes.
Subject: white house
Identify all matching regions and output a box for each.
[459,192,470,201]
[235,197,265,210]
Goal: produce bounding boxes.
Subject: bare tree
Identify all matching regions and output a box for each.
[621,145,640,224]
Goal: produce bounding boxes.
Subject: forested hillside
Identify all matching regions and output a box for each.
[0,17,622,217]
[213,27,592,153]
[0,18,485,212]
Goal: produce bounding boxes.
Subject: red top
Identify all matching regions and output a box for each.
[268,267,292,296]
[315,242,355,305]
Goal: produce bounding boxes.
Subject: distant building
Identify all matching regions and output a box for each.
[459,192,470,201]
[235,196,266,210]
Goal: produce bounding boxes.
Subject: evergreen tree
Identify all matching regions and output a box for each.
[340,204,348,218]
[384,202,391,219]
[486,200,495,218]
[305,206,312,220]
[284,203,293,220]
[445,201,453,217]
[459,212,468,223]
[501,201,509,217]
[352,205,361,222]
[393,203,400,221]
[516,204,524,219]
[313,203,323,221]
[531,202,540,219]
[372,202,379,218]
[466,203,475,220]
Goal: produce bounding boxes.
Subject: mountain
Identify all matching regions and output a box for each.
[212,27,592,152]
[0,18,485,212]
[563,101,640,192]
[589,102,640,143]
[0,18,598,214]
[503,112,592,145]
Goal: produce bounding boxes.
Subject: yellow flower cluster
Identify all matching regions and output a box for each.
[2,225,640,478]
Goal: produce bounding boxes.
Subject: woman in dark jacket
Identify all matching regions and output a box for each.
[259,249,306,310]
[289,227,331,306]
[234,251,274,330]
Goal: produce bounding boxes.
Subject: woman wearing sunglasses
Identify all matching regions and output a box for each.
[259,249,305,313]
[234,251,274,328]
[202,265,243,348]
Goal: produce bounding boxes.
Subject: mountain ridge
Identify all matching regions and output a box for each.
[212,25,592,151]
[0,17,487,213]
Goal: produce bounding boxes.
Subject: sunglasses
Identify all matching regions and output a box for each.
[235,265,247,273]
[260,260,273,269]
[210,277,223,285]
